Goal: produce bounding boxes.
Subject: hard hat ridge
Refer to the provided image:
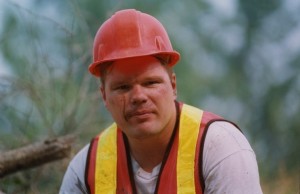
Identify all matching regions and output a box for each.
[89,9,180,77]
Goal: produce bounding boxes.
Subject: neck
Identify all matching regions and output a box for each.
[128,133,171,172]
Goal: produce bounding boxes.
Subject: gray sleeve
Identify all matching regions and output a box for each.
[59,144,90,194]
[203,121,263,194]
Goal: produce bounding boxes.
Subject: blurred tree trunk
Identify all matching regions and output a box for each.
[0,135,75,178]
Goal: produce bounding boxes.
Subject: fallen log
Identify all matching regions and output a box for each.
[0,135,75,178]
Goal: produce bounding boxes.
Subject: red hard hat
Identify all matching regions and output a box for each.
[89,9,180,77]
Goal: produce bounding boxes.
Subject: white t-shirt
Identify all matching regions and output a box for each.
[59,121,263,194]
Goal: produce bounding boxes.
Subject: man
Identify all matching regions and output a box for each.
[60,9,263,194]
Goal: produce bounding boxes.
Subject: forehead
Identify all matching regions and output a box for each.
[105,56,168,80]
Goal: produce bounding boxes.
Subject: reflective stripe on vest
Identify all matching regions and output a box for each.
[85,103,222,194]
[95,123,117,193]
[177,104,203,193]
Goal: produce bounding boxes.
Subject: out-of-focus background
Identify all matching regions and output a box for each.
[0,0,299,193]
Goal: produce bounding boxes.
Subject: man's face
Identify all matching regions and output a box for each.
[101,56,177,140]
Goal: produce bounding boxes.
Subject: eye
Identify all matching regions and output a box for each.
[115,84,130,91]
[144,79,161,86]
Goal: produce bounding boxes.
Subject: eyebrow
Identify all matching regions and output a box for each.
[109,75,164,86]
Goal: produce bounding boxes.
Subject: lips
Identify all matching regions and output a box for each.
[125,109,155,120]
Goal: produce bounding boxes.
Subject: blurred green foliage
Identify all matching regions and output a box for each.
[0,0,299,193]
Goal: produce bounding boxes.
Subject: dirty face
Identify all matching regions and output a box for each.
[101,56,177,140]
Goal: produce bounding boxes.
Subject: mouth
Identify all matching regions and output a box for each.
[125,110,154,121]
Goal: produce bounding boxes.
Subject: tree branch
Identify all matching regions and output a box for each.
[0,135,76,178]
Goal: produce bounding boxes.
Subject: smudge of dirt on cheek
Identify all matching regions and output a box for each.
[121,95,128,121]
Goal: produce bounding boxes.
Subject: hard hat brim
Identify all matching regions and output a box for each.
[89,51,180,77]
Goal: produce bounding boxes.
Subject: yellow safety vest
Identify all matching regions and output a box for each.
[85,103,223,194]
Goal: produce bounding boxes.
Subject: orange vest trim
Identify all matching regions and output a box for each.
[85,135,98,194]
[85,103,224,194]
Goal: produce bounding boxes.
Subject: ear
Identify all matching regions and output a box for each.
[171,73,177,99]
[100,85,107,107]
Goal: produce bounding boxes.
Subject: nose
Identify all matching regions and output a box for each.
[129,85,147,105]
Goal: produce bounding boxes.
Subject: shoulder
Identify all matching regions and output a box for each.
[69,144,90,171]
[203,121,255,173]
[206,121,253,153]
[59,144,90,194]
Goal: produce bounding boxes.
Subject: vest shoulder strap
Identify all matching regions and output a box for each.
[85,123,118,194]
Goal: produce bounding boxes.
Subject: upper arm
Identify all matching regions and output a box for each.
[202,121,263,194]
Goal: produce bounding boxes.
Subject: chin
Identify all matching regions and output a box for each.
[129,124,161,138]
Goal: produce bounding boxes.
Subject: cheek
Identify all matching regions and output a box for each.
[106,94,126,114]
[151,86,175,105]
[158,84,175,98]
